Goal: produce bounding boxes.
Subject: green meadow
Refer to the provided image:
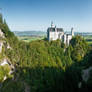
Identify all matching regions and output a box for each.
[84,35,92,45]
[18,36,45,42]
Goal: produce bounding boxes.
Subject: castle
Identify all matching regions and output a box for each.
[47,22,74,45]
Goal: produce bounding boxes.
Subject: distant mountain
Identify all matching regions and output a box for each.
[14,31,46,37]
[74,32,92,36]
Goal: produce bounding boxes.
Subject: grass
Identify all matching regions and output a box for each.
[83,35,92,45]
[18,36,45,42]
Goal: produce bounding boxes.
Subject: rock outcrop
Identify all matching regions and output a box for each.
[0,28,14,82]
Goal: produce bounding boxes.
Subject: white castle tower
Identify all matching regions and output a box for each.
[47,22,64,41]
[71,27,74,36]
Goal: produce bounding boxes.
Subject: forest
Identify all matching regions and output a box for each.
[0,14,92,92]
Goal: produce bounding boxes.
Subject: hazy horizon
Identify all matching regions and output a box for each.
[13,30,92,33]
[0,0,92,32]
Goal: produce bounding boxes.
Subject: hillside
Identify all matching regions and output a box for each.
[0,14,92,92]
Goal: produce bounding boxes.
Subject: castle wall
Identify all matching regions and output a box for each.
[67,35,72,46]
[64,34,66,44]
[49,31,64,41]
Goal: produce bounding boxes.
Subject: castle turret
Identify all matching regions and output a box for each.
[71,27,74,36]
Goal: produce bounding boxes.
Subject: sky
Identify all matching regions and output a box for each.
[0,0,92,32]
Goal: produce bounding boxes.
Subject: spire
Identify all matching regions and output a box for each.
[51,21,55,28]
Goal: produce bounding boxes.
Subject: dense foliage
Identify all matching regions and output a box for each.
[0,14,92,92]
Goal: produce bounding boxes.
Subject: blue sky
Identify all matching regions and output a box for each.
[0,0,92,32]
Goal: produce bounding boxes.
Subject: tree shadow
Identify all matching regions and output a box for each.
[0,65,83,92]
